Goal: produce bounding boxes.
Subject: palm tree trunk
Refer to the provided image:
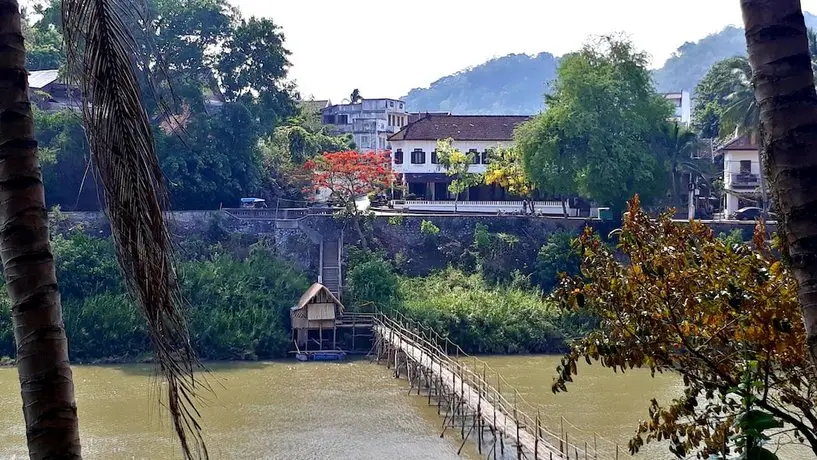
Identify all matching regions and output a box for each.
[0,1,81,457]
[741,0,817,366]
[561,197,569,219]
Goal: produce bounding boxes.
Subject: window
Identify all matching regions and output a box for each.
[411,148,425,164]
[394,149,403,164]
[481,150,490,165]
[389,101,394,108]
[399,103,404,109]
[469,149,480,164]
[361,135,370,147]
[739,160,752,174]
[337,114,349,124]
[323,114,336,124]
[431,150,439,164]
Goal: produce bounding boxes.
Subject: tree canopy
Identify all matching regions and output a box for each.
[553,197,817,458]
[24,0,350,211]
[518,36,672,213]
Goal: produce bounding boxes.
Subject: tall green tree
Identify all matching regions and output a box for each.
[436,138,483,212]
[516,106,579,217]
[740,0,817,370]
[692,56,750,138]
[657,122,710,210]
[720,58,759,138]
[518,35,671,214]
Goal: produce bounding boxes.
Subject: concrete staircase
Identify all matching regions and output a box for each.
[320,238,342,299]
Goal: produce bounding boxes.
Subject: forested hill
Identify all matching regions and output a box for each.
[403,12,817,115]
[402,52,558,115]
[653,12,817,93]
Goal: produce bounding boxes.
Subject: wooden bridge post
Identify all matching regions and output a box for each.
[560,417,565,454]
[515,390,522,460]
[535,410,540,460]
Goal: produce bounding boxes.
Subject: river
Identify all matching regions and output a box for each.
[0,356,812,459]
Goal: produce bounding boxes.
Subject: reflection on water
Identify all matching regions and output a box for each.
[1,356,812,459]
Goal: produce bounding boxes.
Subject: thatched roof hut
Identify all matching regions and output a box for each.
[291,283,344,349]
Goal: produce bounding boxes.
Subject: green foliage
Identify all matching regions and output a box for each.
[157,103,263,208]
[387,215,405,226]
[63,294,148,360]
[36,109,99,210]
[346,258,400,312]
[532,231,580,292]
[692,57,749,138]
[396,269,583,354]
[420,219,440,236]
[25,23,63,70]
[28,0,302,210]
[519,36,671,213]
[436,138,483,203]
[181,245,310,360]
[52,232,123,299]
[718,228,746,247]
[0,233,310,362]
[553,199,817,457]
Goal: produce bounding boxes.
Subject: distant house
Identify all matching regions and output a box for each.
[662,91,692,126]
[321,98,408,151]
[388,114,530,201]
[28,69,82,112]
[717,135,761,216]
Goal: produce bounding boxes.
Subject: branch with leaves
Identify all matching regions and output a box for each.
[553,196,817,458]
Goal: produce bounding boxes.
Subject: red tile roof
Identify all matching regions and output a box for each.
[389,114,530,142]
[718,135,757,151]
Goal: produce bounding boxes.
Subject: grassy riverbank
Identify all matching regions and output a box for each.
[0,232,592,362]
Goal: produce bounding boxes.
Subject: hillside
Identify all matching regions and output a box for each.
[402,52,558,115]
[403,13,817,115]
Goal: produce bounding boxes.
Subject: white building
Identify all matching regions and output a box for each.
[321,98,408,151]
[663,91,692,126]
[388,114,529,200]
[718,135,761,216]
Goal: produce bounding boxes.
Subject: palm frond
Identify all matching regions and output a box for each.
[61,1,208,458]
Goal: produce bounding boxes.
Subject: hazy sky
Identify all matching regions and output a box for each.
[244,1,812,101]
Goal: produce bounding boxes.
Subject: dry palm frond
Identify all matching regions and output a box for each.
[61,0,208,458]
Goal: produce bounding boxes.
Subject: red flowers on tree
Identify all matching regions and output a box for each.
[304,150,395,210]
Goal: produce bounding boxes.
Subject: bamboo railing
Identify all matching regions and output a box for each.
[373,310,623,460]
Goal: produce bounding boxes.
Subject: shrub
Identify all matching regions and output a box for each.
[532,231,581,292]
[420,219,440,236]
[346,257,400,311]
[396,268,578,354]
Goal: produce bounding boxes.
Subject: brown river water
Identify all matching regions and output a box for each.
[0,356,812,459]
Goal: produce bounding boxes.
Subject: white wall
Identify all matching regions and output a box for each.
[390,139,512,175]
[723,149,760,215]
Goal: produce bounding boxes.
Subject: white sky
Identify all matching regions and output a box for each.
[231,0,817,102]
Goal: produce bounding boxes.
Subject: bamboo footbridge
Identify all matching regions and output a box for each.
[372,311,624,460]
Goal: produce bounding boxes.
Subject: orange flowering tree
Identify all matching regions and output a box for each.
[553,196,817,458]
[304,150,394,246]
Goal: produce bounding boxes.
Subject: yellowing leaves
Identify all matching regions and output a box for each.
[551,196,815,459]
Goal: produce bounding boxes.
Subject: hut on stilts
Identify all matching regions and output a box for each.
[290,283,345,360]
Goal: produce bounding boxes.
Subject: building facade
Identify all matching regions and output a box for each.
[28,69,82,112]
[718,135,761,216]
[321,98,408,151]
[388,114,530,200]
[663,91,692,126]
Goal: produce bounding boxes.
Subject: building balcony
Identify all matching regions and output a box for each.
[729,173,761,187]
